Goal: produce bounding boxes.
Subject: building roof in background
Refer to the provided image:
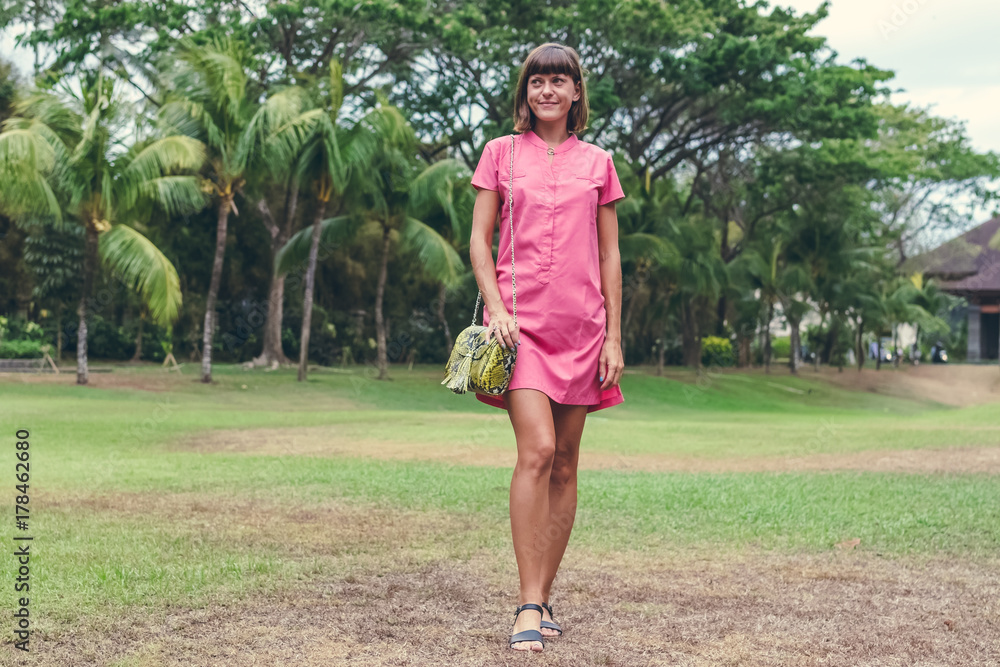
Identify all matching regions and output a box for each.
[905,216,1000,294]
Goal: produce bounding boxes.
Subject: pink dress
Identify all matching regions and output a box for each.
[470,129,626,413]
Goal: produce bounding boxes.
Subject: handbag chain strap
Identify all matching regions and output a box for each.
[471,133,517,326]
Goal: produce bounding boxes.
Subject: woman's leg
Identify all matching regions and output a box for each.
[538,401,587,634]
[505,388,557,650]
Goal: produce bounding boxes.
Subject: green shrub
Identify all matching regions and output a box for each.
[2,317,48,343]
[0,340,44,359]
[771,336,791,360]
[701,336,734,367]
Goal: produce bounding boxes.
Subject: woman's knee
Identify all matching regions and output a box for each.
[516,438,557,476]
[549,455,578,487]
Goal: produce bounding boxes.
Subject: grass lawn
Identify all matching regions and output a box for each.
[1,363,999,665]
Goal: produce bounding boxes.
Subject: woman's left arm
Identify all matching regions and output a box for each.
[597,202,624,390]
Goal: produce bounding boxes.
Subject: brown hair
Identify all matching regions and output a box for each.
[513,43,589,134]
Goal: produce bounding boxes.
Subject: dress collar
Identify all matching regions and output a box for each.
[523,129,579,154]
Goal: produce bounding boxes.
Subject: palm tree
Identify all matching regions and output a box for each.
[0,74,201,384]
[159,37,284,383]
[612,168,681,362]
[670,216,726,370]
[407,157,478,358]
[267,60,353,381]
[730,242,784,374]
[277,100,464,380]
[241,85,314,370]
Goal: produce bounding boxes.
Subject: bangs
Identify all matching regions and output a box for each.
[512,42,590,134]
[524,46,579,79]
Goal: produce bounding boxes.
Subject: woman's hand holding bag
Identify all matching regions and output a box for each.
[441,135,520,396]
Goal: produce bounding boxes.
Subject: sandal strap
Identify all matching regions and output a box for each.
[509,628,544,646]
[514,603,544,618]
[541,601,554,617]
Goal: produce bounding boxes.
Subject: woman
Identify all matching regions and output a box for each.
[469,43,626,653]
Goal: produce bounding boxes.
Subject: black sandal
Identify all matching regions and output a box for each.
[540,601,563,637]
[509,603,546,652]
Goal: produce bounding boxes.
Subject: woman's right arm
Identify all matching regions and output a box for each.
[470,187,519,348]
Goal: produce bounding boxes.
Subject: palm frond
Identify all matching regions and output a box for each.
[0,169,63,221]
[159,99,225,154]
[401,216,465,287]
[0,127,64,221]
[11,92,82,147]
[408,159,470,226]
[238,86,312,171]
[99,224,183,327]
[275,215,363,275]
[139,176,209,217]
[619,233,679,266]
[0,127,57,173]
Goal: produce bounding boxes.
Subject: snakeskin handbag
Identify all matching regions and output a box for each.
[442,134,518,396]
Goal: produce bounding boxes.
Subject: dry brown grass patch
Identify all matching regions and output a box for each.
[171,425,1000,475]
[18,489,1000,666]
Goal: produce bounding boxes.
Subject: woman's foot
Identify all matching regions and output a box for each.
[509,603,545,652]
[539,601,563,637]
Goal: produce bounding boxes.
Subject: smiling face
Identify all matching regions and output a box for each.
[513,43,590,134]
[526,72,581,126]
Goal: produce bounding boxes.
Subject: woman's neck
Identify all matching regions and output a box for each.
[531,120,572,148]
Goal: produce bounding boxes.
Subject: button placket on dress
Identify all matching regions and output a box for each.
[526,132,579,286]
[541,144,555,284]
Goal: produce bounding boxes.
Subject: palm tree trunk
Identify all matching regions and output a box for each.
[764,300,774,375]
[738,331,751,368]
[131,312,143,362]
[715,294,727,336]
[892,322,899,368]
[56,303,63,362]
[875,327,882,371]
[681,299,701,370]
[76,226,99,385]
[375,225,391,380]
[257,274,289,366]
[201,195,232,383]
[437,283,452,356]
[622,288,639,364]
[788,314,800,375]
[297,199,327,382]
[656,322,667,376]
[856,317,865,371]
[254,182,298,368]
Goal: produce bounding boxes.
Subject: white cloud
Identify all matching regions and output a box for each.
[778,0,1000,152]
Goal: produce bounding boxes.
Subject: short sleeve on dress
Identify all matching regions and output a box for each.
[597,152,626,206]
[471,140,499,191]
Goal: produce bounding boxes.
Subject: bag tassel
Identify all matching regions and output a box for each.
[442,352,473,394]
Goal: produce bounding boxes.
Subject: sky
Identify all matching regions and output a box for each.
[2,0,998,156]
[777,0,1000,154]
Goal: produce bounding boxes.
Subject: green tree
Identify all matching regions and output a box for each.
[159,37,295,382]
[277,102,464,379]
[0,73,201,383]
